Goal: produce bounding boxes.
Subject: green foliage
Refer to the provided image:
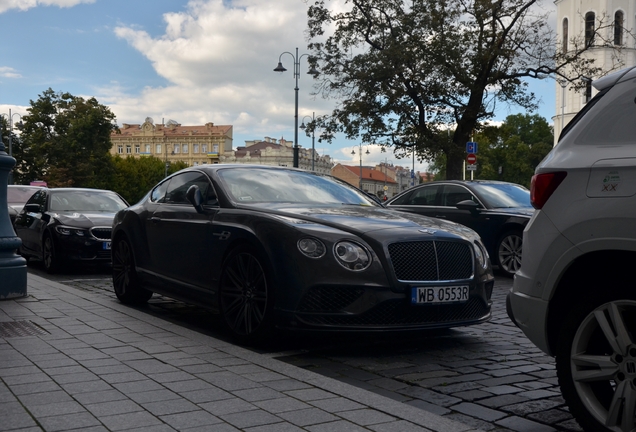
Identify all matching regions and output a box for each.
[16,88,117,188]
[473,114,554,188]
[110,156,189,204]
[306,0,605,180]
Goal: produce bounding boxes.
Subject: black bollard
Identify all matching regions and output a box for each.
[0,136,26,299]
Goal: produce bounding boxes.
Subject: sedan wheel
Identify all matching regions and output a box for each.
[112,237,152,305]
[42,235,59,274]
[557,299,636,432]
[496,231,523,277]
[219,246,272,342]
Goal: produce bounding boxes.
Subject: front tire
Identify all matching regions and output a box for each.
[556,298,636,432]
[496,230,523,277]
[112,236,152,305]
[42,234,60,274]
[219,245,274,344]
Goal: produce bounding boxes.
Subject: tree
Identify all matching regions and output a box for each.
[18,89,117,187]
[307,0,614,179]
[473,114,553,187]
[110,156,188,204]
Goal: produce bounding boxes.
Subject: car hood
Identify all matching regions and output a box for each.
[259,204,479,239]
[52,211,117,228]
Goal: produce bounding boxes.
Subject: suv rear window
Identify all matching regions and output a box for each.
[567,79,636,145]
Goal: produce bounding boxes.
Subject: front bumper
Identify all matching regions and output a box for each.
[54,234,112,262]
[279,278,494,331]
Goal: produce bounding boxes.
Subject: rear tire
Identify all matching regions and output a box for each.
[112,236,152,305]
[496,230,523,277]
[556,297,636,432]
[218,245,274,344]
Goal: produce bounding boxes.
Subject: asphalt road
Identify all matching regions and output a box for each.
[27,261,583,432]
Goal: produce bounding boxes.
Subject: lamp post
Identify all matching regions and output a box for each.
[273,48,319,168]
[0,127,27,299]
[300,112,316,171]
[1,109,23,185]
[383,158,393,199]
[351,144,370,190]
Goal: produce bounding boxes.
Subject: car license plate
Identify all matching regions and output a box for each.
[411,286,469,304]
[103,242,111,250]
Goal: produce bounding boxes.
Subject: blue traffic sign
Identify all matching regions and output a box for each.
[466,142,478,154]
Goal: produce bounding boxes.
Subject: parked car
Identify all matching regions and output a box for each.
[7,185,44,224]
[385,180,532,277]
[111,165,494,342]
[14,188,129,273]
[507,66,636,432]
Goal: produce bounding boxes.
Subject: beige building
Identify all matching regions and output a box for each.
[332,164,398,198]
[220,137,334,174]
[554,0,636,144]
[110,118,233,166]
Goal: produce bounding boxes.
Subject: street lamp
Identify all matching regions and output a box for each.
[351,144,370,189]
[0,109,23,185]
[383,158,393,199]
[273,47,319,168]
[300,112,316,171]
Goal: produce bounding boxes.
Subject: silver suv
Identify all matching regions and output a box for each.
[507,66,636,432]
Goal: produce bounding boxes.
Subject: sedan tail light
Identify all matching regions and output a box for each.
[530,172,567,209]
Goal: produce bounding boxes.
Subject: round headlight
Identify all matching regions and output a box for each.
[473,240,489,269]
[298,238,326,258]
[334,241,371,271]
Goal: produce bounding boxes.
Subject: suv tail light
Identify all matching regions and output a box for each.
[531,172,567,209]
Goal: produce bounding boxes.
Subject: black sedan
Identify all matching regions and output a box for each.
[14,188,129,273]
[7,185,43,224]
[111,165,494,343]
[386,180,533,277]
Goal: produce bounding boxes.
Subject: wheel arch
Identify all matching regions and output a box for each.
[546,250,636,354]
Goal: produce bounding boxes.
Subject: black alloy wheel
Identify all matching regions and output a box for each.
[496,230,523,277]
[219,245,273,343]
[112,236,152,305]
[42,234,59,274]
[556,297,636,432]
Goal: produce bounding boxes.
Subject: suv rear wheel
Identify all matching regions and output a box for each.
[556,296,636,432]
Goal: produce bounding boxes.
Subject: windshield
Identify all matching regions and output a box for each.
[7,187,40,204]
[218,168,379,206]
[50,191,128,212]
[474,183,531,208]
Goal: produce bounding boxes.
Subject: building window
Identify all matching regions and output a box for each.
[183,143,189,154]
[135,145,140,154]
[614,11,624,45]
[193,161,199,166]
[145,144,151,153]
[194,144,199,153]
[562,18,568,53]
[117,145,123,154]
[174,144,180,154]
[126,145,131,154]
[213,144,219,153]
[585,12,595,47]
[202,144,208,153]
[156,144,162,154]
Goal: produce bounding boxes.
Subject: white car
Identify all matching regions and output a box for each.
[507,66,636,432]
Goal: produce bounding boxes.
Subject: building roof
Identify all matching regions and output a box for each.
[113,121,232,137]
[340,165,397,183]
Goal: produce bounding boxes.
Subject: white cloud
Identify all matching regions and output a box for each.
[0,0,94,14]
[0,66,21,78]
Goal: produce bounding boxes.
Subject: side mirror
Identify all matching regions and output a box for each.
[455,199,480,212]
[24,203,41,213]
[186,185,205,214]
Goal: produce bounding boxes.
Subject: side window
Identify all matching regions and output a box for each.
[441,185,475,207]
[407,185,439,205]
[164,171,216,206]
[389,190,414,205]
[150,180,171,203]
[27,190,47,212]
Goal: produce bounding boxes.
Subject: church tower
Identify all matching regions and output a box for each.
[553,0,636,144]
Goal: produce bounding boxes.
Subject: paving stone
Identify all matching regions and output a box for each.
[38,412,101,432]
[99,410,164,431]
[444,412,499,431]
[450,402,507,422]
[309,397,365,413]
[85,399,144,416]
[306,420,370,431]
[278,408,339,426]
[221,409,283,429]
[199,397,258,416]
[243,422,306,432]
[254,396,313,413]
[142,397,199,416]
[495,415,557,431]
[338,408,396,426]
[502,399,563,416]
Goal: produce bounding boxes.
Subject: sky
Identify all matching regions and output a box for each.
[0,0,558,174]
